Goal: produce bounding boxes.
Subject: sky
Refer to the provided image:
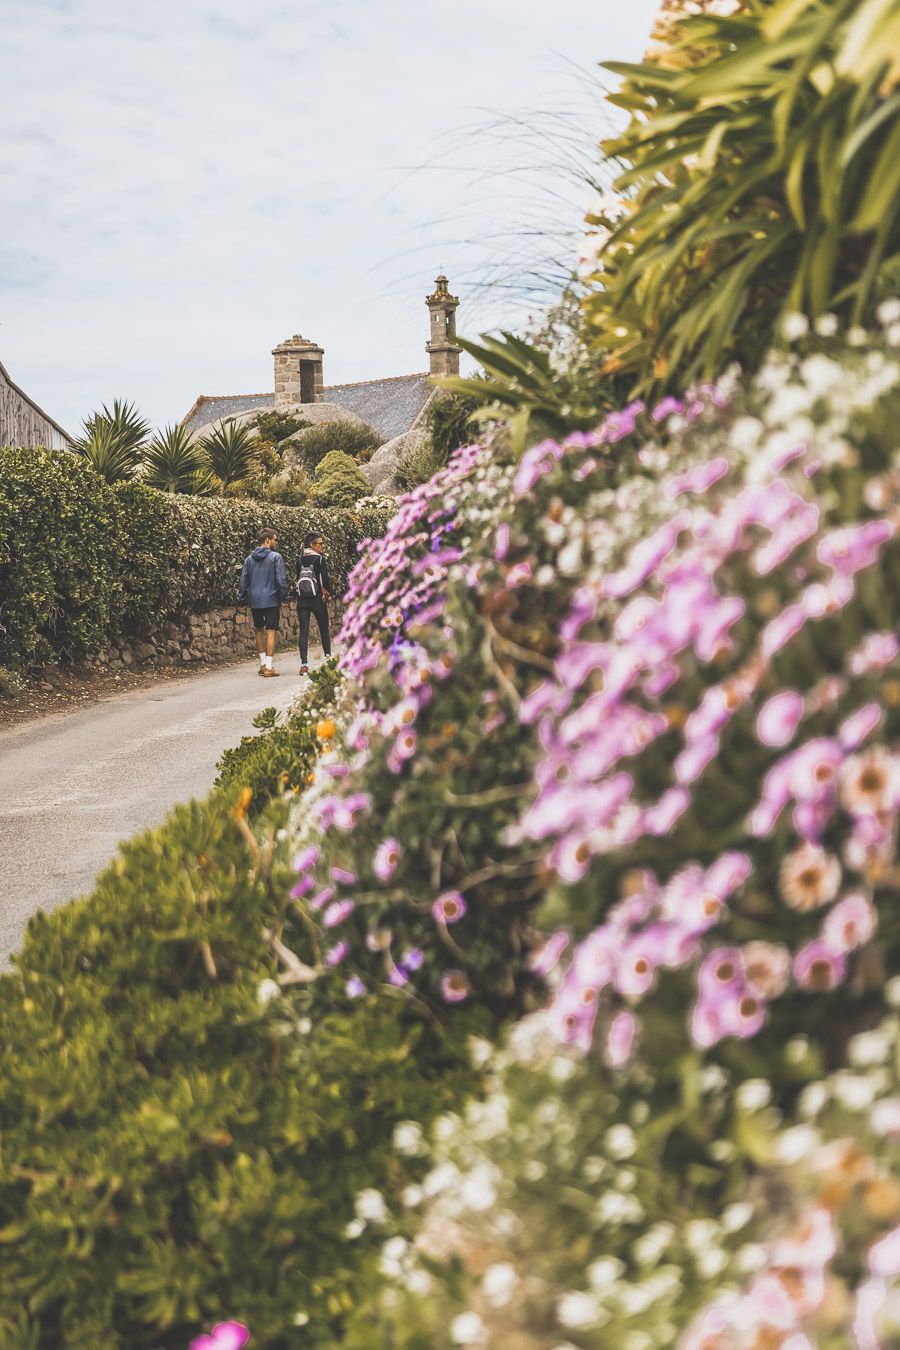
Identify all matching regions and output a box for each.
[0,0,659,434]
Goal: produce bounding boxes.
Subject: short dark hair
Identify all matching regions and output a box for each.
[304,531,323,548]
[259,526,277,545]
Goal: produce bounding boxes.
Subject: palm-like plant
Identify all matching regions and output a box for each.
[142,423,209,493]
[198,419,259,491]
[585,0,900,394]
[73,399,150,483]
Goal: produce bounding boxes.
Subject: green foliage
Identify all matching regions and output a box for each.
[312,451,370,509]
[0,790,477,1347]
[142,424,213,495]
[252,411,310,446]
[0,446,391,670]
[73,399,151,484]
[585,0,900,393]
[252,467,313,506]
[425,388,481,463]
[438,331,611,454]
[0,447,122,667]
[215,662,343,813]
[289,421,382,474]
[199,420,260,491]
[394,438,447,493]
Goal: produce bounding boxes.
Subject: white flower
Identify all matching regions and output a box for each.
[885,322,900,348]
[832,1071,881,1111]
[408,1268,433,1296]
[886,976,900,1008]
[685,1219,719,1252]
[401,1184,424,1208]
[343,1217,365,1239]
[459,1163,500,1213]
[785,1036,811,1064]
[814,312,839,336]
[422,1162,461,1198]
[699,1064,729,1093]
[695,1247,729,1279]
[434,1112,461,1142]
[709,1140,737,1162]
[735,1243,768,1275]
[549,1054,578,1082]
[468,1036,493,1068]
[256,978,280,1006]
[355,1188,388,1223]
[297,1016,312,1035]
[482,1262,518,1307]
[849,1029,892,1067]
[776,1125,821,1164]
[798,1082,829,1118]
[393,1120,425,1156]
[721,1202,755,1233]
[588,1256,625,1290]
[450,1311,486,1345]
[782,312,810,342]
[633,1222,675,1265]
[523,1159,547,1182]
[736,1079,772,1113]
[605,1124,637,1160]
[292,1311,310,1327]
[557,1291,602,1329]
[877,298,900,325]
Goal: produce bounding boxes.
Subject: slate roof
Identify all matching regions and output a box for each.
[181,372,436,442]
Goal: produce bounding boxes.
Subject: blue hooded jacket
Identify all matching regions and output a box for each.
[238,546,288,608]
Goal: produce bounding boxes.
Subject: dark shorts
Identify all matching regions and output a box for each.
[251,605,280,631]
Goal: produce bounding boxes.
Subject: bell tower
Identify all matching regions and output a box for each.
[425,274,460,378]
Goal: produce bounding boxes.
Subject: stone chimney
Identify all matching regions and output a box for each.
[272,335,325,410]
[425,274,460,378]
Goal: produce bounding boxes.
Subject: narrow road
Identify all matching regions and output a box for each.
[0,657,307,965]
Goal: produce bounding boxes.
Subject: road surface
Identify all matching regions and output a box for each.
[0,657,307,965]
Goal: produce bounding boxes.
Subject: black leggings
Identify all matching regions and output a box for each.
[298,601,331,663]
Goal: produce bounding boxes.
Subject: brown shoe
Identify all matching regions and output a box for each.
[258,667,267,676]
[262,667,280,677]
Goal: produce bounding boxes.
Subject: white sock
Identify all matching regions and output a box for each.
[259,652,266,666]
[264,655,273,669]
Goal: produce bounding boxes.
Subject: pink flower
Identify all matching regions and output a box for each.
[373,837,402,881]
[291,846,320,873]
[665,457,729,498]
[605,1010,638,1067]
[323,900,354,928]
[326,940,350,966]
[756,691,804,747]
[602,514,688,599]
[440,969,471,1003]
[817,518,894,575]
[778,843,841,912]
[643,787,690,836]
[838,702,882,750]
[432,890,467,924]
[527,930,570,976]
[822,892,877,951]
[793,939,846,991]
[494,521,511,560]
[742,941,791,998]
[346,976,367,997]
[848,631,899,676]
[289,875,315,900]
[190,1323,250,1350]
[868,1225,900,1278]
[698,947,744,997]
[330,866,358,886]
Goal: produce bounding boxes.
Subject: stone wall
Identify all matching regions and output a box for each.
[86,602,337,671]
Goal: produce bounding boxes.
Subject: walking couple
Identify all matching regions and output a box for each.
[238,527,332,677]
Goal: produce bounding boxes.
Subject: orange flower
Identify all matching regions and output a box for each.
[234,786,253,818]
[316,719,337,741]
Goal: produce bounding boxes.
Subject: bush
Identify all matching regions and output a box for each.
[273,318,900,1345]
[312,452,370,509]
[583,0,900,395]
[0,787,478,1347]
[289,421,382,474]
[215,662,343,814]
[0,447,392,671]
[73,399,150,484]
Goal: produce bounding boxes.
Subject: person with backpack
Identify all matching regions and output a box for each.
[296,532,332,675]
[238,526,290,677]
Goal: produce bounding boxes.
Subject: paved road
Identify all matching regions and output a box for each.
[0,657,308,965]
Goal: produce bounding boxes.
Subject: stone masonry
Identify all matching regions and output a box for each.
[85,602,337,672]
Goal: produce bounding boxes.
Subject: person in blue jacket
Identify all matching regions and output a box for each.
[238,526,289,676]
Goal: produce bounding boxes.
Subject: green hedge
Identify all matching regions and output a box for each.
[0,447,391,670]
[0,788,477,1348]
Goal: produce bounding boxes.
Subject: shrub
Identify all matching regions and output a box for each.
[0,447,392,670]
[312,452,370,509]
[272,319,900,1345]
[251,412,310,446]
[142,424,213,495]
[199,421,261,492]
[289,421,382,474]
[0,787,478,1347]
[215,662,343,814]
[583,0,900,395]
[73,399,150,484]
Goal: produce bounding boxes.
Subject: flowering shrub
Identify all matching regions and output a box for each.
[264,314,900,1345]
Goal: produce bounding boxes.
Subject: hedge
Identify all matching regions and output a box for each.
[0,447,391,670]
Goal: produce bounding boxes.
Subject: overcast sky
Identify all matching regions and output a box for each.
[1,0,658,434]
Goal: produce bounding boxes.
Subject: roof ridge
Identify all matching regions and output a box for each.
[323,372,429,391]
[197,393,274,401]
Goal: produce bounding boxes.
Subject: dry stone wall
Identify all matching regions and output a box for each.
[85,602,337,671]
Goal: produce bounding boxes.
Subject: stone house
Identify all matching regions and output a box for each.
[180,275,461,492]
[0,357,72,451]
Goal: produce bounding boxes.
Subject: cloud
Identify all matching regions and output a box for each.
[0,0,658,432]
